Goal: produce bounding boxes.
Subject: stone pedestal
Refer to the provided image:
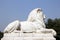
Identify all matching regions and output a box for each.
[1,32,56,40]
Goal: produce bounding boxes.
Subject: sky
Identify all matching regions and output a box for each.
[0,0,60,31]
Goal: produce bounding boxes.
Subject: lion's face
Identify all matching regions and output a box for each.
[31,8,45,19]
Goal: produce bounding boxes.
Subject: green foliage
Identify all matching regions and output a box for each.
[46,18,60,34]
[0,31,3,40]
[46,18,60,40]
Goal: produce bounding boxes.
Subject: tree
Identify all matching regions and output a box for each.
[46,18,60,40]
[0,31,3,40]
[46,18,53,28]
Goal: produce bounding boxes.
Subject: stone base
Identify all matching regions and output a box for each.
[1,32,56,40]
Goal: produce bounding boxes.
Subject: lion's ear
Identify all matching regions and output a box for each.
[37,9,42,13]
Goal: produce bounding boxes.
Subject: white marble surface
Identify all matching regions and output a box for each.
[1,32,56,40]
